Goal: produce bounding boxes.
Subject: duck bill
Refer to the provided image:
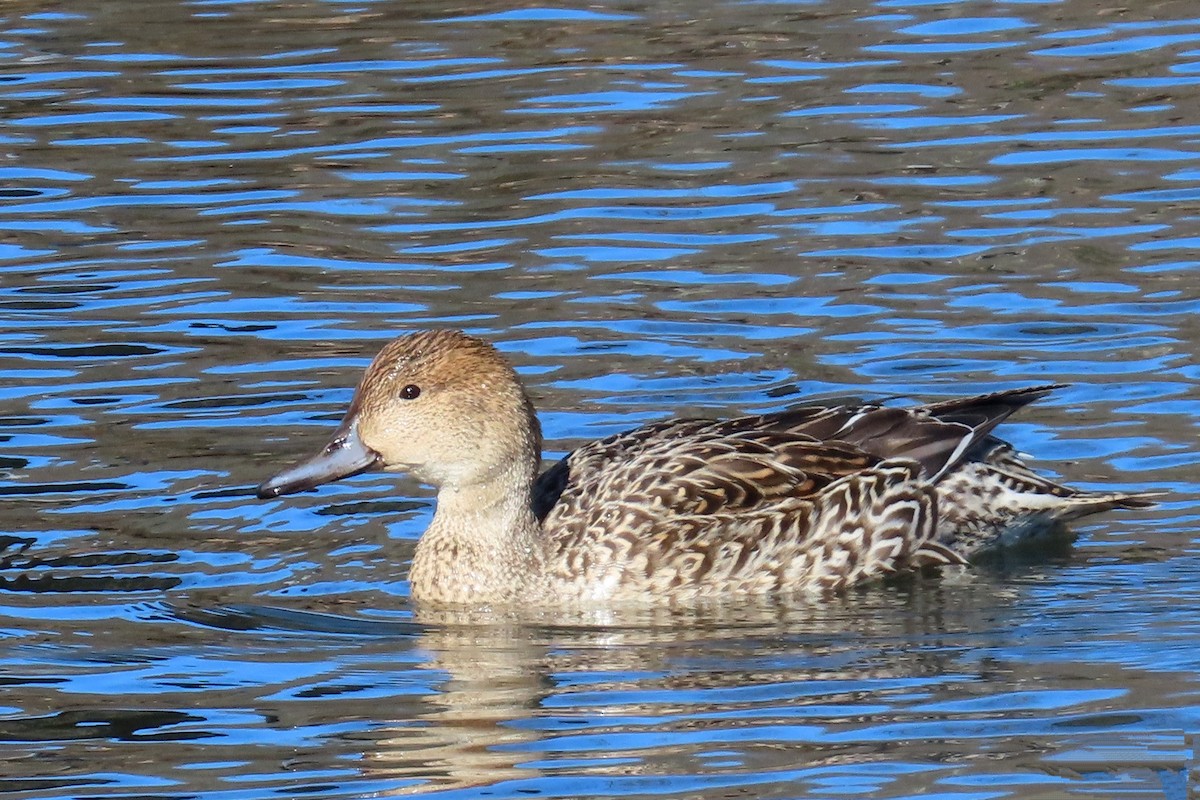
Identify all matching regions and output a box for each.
[257,418,381,499]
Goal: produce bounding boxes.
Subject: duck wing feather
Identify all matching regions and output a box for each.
[533,385,1061,525]
[535,419,877,525]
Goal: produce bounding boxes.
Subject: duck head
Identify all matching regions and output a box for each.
[257,330,542,499]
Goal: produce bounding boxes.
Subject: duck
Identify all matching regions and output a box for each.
[256,329,1154,606]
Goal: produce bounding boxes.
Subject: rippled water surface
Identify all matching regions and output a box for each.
[2,1,1199,798]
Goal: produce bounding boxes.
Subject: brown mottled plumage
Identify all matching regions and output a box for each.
[257,330,1155,606]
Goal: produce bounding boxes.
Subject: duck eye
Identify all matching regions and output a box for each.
[400,384,421,400]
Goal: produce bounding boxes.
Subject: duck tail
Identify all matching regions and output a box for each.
[1050,489,1162,519]
[937,460,1163,555]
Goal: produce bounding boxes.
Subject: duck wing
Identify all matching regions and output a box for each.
[533,385,1061,524]
[534,419,871,524]
[753,383,1064,481]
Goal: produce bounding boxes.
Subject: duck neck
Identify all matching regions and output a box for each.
[409,460,545,605]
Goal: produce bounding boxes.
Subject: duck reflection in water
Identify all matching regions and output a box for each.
[301,580,1089,796]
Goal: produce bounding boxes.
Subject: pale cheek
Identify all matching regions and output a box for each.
[365,415,425,471]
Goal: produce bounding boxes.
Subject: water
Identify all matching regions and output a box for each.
[2,0,1198,797]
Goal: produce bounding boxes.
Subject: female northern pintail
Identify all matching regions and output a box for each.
[257,330,1153,606]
